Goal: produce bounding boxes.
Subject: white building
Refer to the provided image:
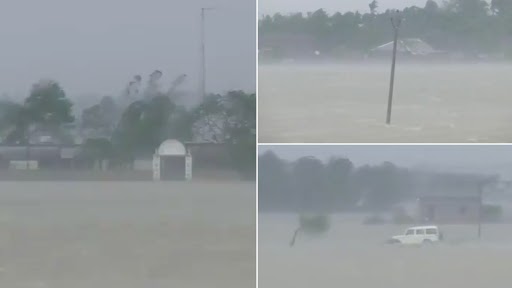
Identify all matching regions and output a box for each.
[153,139,192,181]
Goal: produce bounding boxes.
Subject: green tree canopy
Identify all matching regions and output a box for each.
[259,0,508,57]
[24,80,74,127]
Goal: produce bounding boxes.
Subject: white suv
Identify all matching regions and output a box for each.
[388,225,443,245]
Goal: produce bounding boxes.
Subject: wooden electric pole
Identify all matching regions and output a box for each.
[478,184,483,239]
[386,11,402,125]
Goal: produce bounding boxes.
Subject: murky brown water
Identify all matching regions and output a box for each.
[259,63,512,143]
[259,213,512,288]
[0,181,255,288]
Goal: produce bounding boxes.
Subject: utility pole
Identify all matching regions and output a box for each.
[200,7,215,100]
[25,130,30,170]
[386,10,402,125]
[478,183,483,239]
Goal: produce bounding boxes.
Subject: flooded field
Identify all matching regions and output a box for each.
[259,213,512,288]
[0,181,255,288]
[258,63,512,143]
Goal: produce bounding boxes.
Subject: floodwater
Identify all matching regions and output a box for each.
[258,63,512,143]
[259,213,512,288]
[0,181,255,288]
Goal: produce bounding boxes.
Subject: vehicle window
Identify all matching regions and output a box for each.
[405,229,414,235]
[415,229,425,235]
[426,228,437,235]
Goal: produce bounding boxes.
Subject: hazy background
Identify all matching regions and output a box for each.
[258,0,511,143]
[0,0,255,99]
[259,145,512,288]
[259,145,512,179]
[258,0,487,14]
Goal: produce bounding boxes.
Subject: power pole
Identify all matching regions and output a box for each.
[478,184,483,239]
[200,7,215,100]
[386,10,402,125]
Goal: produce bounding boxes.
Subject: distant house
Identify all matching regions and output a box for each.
[418,195,481,224]
[412,172,497,224]
[369,38,447,59]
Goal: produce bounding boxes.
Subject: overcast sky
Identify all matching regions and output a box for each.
[259,0,492,15]
[259,145,512,179]
[258,0,438,15]
[0,0,255,100]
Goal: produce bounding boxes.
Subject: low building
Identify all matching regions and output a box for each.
[417,195,481,224]
[152,139,191,181]
[0,144,81,170]
[412,172,497,224]
[369,38,447,59]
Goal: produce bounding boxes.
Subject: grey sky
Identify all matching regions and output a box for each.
[259,145,512,179]
[0,0,255,101]
[258,0,437,15]
[259,0,492,15]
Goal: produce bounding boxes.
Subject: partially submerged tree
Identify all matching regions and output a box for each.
[289,156,330,246]
[290,214,331,247]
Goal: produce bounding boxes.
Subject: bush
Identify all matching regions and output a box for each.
[482,204,503,223]
[299,214,330,235]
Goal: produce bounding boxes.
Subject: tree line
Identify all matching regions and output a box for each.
[259,0,512,58]
[259,150,500,214]
[258,150,414,213]
[0,74,256,179]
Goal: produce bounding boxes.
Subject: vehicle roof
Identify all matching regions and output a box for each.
[407,225,438,230]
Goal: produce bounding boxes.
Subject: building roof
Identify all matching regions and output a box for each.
[408,225,438,230]
[0,145,80,161]
[412,172,498,198]
[371,38,440,56]
[157,139,186,156]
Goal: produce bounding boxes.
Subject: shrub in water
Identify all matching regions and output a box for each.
[298,214,330,235]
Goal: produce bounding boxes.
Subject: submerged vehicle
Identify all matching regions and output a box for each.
[387,225,443,245]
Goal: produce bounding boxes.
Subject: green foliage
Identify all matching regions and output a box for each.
[224,91,256,179]
[0,80,74,145]
[293,156,328,212]
[189,91,256,178]
[113,94,176,159]
[0,100,26,143]
[24,80,74,127]
[259,154,416,213]
[0,73,255,180]
[298,214,330,235]
[326,157,355,209]
[110,89,255,179]
[259,0,507,57]
[258,151,292,211]
[369,0,378,14]
[81,96,117,134]
[482,204,503,222]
